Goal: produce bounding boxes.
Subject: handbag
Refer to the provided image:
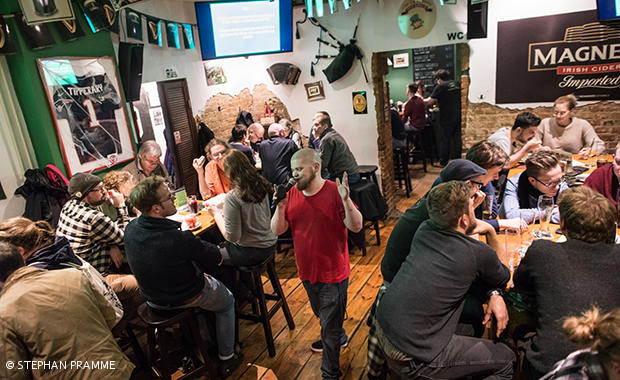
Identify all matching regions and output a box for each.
[66,257,124,324]
[260,103,276,127]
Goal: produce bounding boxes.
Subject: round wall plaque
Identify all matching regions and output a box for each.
[398,0,436,39]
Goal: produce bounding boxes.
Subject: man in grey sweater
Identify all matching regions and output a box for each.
[376,181,515,380]
[312,111,360,184]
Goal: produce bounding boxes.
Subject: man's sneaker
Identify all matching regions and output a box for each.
[218,353,244,379]
[310,339,348,353]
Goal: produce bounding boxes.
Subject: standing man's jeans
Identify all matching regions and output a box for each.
[149,274,236,360]
[378,324,515,380]
[303,278,349,379]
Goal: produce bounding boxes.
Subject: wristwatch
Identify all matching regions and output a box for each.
[489,289,503,297]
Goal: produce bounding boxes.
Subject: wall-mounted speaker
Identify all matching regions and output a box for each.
[467,0,488,39]
[118,42,144,102]
[267,63,301,85]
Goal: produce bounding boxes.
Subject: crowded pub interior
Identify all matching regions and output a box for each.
[1,0,620,379]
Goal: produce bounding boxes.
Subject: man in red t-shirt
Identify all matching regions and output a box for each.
[271,149,363,380]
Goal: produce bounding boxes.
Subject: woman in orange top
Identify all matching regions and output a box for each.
[193,139,232,199]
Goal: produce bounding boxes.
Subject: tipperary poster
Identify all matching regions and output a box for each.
[496,10,620,104]
[37,57,135,176]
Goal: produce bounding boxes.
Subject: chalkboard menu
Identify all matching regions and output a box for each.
[413,44,455,89]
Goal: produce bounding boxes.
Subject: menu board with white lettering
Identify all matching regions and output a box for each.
[413,44,455,89]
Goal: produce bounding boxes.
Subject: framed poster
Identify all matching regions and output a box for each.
[393,52,409,68]
[304,81,325,101]
[37,57,135,176]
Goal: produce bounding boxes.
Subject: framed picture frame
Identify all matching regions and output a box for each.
[304,81,325,101]
[18,0,75,25]
[393,53,409,68]
[37,57,135,177]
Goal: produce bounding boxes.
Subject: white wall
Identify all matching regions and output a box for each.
[114,0,602,167]
[468,0,598,108]
[118,0,470,168]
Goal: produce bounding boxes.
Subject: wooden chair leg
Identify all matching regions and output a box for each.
[253,270,276,357]
[267,261,295,330]
[126,325,149,372]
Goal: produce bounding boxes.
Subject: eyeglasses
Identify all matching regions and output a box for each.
[90,185,106,193]
[470,180,483,190]
[141,155,160,166]
[157,192,175,205]
[553,110,569,116]
[532,176,563,188]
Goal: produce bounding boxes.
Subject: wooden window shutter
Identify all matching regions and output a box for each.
[157,79,200,197]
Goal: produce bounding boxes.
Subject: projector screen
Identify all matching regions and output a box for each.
[195,0,293,61]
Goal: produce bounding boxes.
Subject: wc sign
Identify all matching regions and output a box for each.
[164,67,178,79]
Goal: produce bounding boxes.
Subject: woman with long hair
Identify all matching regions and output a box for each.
[206,150,277,298]
[542,307,620,380]
[0,217,81,270]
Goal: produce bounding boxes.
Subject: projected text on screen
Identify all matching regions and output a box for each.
[211,0,281,57]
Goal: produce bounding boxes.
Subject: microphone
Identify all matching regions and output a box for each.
[271,177,297,211]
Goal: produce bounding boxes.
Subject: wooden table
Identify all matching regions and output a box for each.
[179,210,217,235]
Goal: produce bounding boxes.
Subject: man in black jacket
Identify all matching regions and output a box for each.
[124,176,242,378]
[259,123,298,185]
[376,181,514,380]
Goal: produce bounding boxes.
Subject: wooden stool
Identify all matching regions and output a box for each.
[137,303,218,380]
[406,130,427,172]
[358,165,379,186]
[393,147,411,198]
[236,254,295,357]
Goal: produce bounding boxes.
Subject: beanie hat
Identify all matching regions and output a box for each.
[68,172,102,200]
[440,159,486,182]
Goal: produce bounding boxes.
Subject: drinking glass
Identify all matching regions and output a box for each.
[188,194,198,214]
[481,194,494,220]
[596,154,609,169]
[519,209,537,257]
[505,228,521,272]
[535,195,554,239]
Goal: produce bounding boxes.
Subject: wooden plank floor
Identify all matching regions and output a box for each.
[128,160,442,380]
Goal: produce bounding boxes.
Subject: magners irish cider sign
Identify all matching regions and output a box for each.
[496,10,620,103]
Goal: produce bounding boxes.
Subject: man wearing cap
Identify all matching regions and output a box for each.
[56,172,142,336]
[367,159,500,379]
[381,159,488,285]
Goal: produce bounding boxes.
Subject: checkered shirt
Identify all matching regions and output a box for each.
[56,198,128,275]
[541,349,607,380]
[366,286,388,379]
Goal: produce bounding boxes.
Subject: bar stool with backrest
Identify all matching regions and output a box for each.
[234,253,295,357]
[137,303,219,380]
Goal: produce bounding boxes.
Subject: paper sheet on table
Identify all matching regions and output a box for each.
[167,213,184,222]
[576,173,590,182]
[572,159,585,167]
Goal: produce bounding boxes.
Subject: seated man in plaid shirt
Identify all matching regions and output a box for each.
[56,172,142,337]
